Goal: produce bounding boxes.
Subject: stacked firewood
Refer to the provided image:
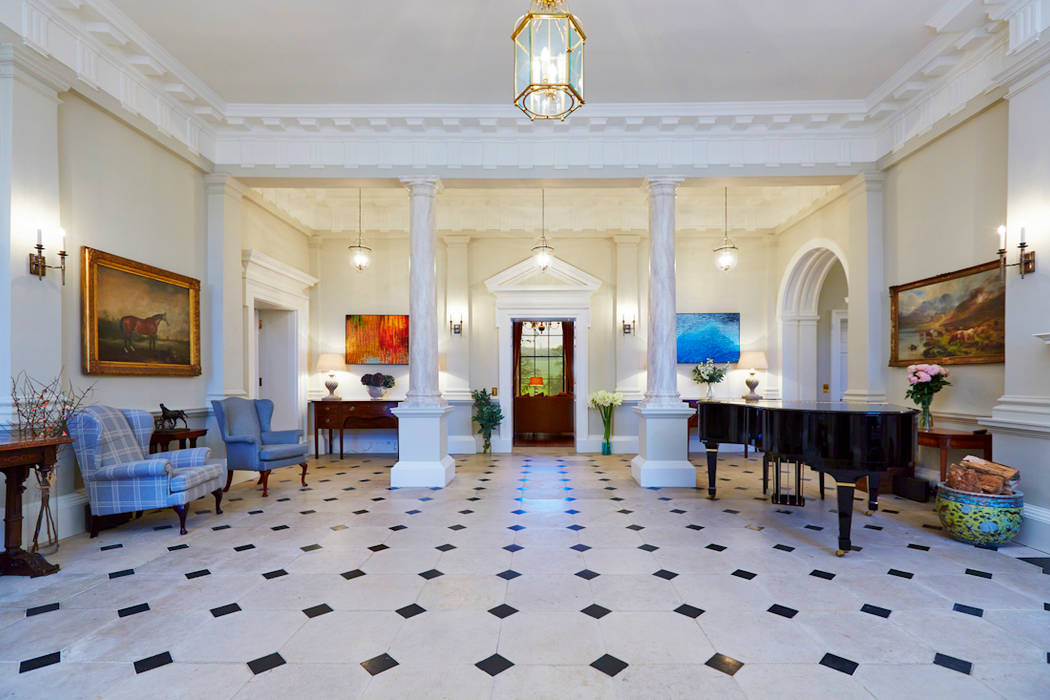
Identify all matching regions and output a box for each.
[945,455,1019,495]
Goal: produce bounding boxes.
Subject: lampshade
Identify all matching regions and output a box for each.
[316,353,346,373]
[736,351,768,371]
[529,376,545,386]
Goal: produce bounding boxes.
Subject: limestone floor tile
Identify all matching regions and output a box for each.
[835,573,954,611]
[0,660,130,699]
[498,612,603,666]
[361,546,442,574]
[279,610,403,664]
[599,611,714,664]
[0,572,99,609]
[582,547,660,575]
[237,573,356,611]
[796,610,937,664]
[671,573,775,613]
[916,573,1043,610]
[65,608,209,662]
[361,662,493,699]
[335,573,427,611]
[854,663,1002,700]
[510,546,586,574]
[169,608,307,663]
[232,661,372,699]
[436,547,512,575]
[697,608,826,665]
[491,664,616,700]
[415,574,507,611]
[386,610,500,667]
[755,573,864,612]
[0,607,115,661]
[586,574,682,611]
[106,662,252,700]
[983,608,1050,649]
[612,662,747,700]
[733,662,874,700]
[506,574,593,612]
[971,662,1050,699]
[892,609,1046,664]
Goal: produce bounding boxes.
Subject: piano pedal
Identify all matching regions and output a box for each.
[771,494,805,507]
[835,549,848,557]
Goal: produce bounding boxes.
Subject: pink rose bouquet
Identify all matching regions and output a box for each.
[904,364,950,429]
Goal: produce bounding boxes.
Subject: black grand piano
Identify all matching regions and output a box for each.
[698,400,917,556]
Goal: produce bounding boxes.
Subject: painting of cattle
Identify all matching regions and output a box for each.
[889,260,1004,367]
[82,247,201,376]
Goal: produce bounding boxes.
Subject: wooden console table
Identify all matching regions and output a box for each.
[312,400,398,459]
[1,436,71,577]
[149,428,208,454]
[918,428,993,482]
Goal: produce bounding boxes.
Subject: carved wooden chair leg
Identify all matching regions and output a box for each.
[213,488,224,515]
[223,470,234,492]
[172,504,189,535]
[134,510,144,519]
[260,470,271,498]
[89,515,101,538]
[300,463,309,488]
[256,473,264,485]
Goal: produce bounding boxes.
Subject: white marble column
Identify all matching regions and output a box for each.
[392,177,455,487]
[843,171,888,404]
[631,177,696,487]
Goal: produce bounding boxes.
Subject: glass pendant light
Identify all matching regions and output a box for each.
[532,189,554,270]
[348,188,372,272]
[713,187,740,272]
[512,1,586,120]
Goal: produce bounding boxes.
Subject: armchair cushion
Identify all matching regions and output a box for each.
[93,406,147,468]
[260,443,308,462]
[152,447,211,469]
[93,459,173,481]
[224,397,262,441]
[262,430,302,445]
[170,463,226,493]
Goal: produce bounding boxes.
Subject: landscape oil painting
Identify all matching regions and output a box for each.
[890,260,1005,366]
[346,314,410,365]
[81,247,201,376]
[676,313,741,364]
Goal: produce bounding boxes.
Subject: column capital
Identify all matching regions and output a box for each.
[204,174,249,199]
[843,169,886,199]
[443,235,472,247]
[613,234,641,247]
[401,177,441,196]
[645,176,684,197]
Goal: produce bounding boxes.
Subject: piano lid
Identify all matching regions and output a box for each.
[700,399,917,415]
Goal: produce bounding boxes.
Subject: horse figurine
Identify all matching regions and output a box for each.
[120,313,167,353]
[158,404,188,431]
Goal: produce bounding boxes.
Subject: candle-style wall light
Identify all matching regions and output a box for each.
[28,228,68,285]
[997,224,1036,281]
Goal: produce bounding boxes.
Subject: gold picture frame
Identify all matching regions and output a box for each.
[889,260,1004,367]
[81,247,201,376]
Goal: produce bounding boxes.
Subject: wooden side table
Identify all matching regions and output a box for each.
[0,436,71,577]
[312,400,398,459]
[917,428,993,482]
[150,428,208,454]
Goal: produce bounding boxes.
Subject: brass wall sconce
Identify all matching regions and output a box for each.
[449,315,464,335]
[29,228,68,285]
[997,225,1036,281]
[622,317,635,335]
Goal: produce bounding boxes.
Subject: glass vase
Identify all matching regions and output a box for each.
[704,383,714,400]
[920,402,934,431]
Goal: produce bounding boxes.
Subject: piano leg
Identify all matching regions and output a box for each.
[819,472,825,500]
[703,441,719,499]
[762,454,769,495]
[865,474,882,515]
[834,481,855,556]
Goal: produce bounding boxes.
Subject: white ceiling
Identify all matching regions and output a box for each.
[251,183,841,237]
[110,0,945,105]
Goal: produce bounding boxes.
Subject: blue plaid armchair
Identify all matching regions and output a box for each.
[68,406,226,536]
[212,397,309,497]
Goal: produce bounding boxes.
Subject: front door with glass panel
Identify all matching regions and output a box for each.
[513,320,575,445]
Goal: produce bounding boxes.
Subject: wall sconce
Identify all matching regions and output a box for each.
[449,315,464,335]
[621,317,635,335]
[998,225,1036,280]
[28,228,68,285]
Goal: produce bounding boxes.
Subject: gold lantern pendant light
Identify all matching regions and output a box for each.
[532,189,554,270]
[512,0,586,121]
[713,187,740,272]
[348,188,372,272]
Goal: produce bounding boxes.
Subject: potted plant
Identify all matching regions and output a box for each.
[471,389,503,455]
[904,363,950,430]
[692,358,727,400]
[360,372,396,399]
[588,390,624,455]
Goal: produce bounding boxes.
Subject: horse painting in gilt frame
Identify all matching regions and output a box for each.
[81,247,202,376]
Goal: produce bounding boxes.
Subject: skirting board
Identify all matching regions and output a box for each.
[1019,502,1050,554]
[316,433,478,455]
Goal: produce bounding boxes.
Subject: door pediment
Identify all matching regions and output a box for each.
[484,256,602,297]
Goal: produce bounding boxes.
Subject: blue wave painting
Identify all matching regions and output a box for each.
[676,313,741,364]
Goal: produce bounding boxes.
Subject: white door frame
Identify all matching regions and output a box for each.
[830,309,848,402]
[485,256,602,454]
[242,250,319,435]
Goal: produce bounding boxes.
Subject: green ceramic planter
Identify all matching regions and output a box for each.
[935,483,1023,546]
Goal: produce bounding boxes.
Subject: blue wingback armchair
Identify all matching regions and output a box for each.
[212,397,309,497]
[68,405,226,536]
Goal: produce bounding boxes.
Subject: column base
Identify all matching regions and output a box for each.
[391,404,455,487]
[631,402,696,487]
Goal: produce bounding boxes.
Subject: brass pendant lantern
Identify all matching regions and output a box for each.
[532,189,554,270]
[348,189,372,272]
[512,0,586,121]
[713,187,740,273]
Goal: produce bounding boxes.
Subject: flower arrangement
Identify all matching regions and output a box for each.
[471,389,504,455]
[8,372,93,440]
[588,390,624,455]
[360,372,395,399]
[904,363,950,430]
[692,358,727,400]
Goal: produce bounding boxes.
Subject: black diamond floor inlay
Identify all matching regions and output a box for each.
[675,604,705,619]
[887,569,914,579]
[418,569,444,580]
[488,604,519,619]
[575,569,600,580]
[810,569,836,580]
[361,653,399,676]
[580,604,612,619]
[396,603,426,619]
[570,544,591,552]
[436,543,456,552]
[933,652,972,675]
[732,569,757,580]
[303,603,333,618]
[590,654,629,677]
[133,651,173,674]
[819,652,858,675]
[262,569,288,580]
[211,603,241,617]
[497,569,522,581]
[706,544,726,552]
[26,603,59,617]
[19,652,60,674]
[860,603,891,618]
[705,652,743,676]
[768,604,798,619]
[118,603,150,618]
[247,652,286,675]
[953,603,983,617]
[341,569,366,580]
[965,568,993,579]
[476,653,514,677]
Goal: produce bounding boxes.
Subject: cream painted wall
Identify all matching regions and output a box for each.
[883,102,1008,421]
[816,260,848,398]
[241,198,311,272]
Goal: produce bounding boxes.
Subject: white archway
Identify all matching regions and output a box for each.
[777,239,849,401]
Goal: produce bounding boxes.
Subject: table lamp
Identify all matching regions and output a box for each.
[529,376,544,396]
[317,353,347,400]
[737,351,769,401]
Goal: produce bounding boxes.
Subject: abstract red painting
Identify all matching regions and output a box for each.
[345,314,409,365]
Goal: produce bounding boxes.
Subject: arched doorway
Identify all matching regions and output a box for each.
[777,240,850,401]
